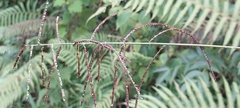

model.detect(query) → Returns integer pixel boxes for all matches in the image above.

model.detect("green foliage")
[0,0,240,107]
[90,0,240,54]
[129,76,240,108]
[0,0,43,26]
[3,17,55,37]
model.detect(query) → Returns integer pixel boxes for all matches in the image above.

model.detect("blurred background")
[0,0,239,108]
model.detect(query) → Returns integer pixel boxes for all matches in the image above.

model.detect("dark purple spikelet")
[41,46,45,86]
[13,45,27,68]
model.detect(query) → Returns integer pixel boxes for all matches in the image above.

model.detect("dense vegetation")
[0,0,239,108]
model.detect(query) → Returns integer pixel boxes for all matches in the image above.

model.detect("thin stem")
[111,59,119,106]
[135,45,166,108]
[121,23,217,80]
[56,16,62,43]
[88,45,100,73]
[80,77,88,106]
[97,46,104,82]
[23,42,240,49]
[76,44,81,77]
[90,12,118,40]
[74,40,140,95]
[37,0,49,45]
[124,72,129,108]
[41,46,45,86]
[13,45,27,68]
[51,45,65,101]
[44,59,55,102]
[26,45,34,100]
[149,28,176,42]
[82,44,97,107]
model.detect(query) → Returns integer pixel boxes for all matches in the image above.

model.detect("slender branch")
[51,44,65,101]
[41,46,45,86]
[82,44,97,107]
[90,12,118,40]
[74,40,141,95]
[26,45,34,100]
[76,44,81,77]
[134,45,166,108]
[22,42,240,49]
[149,28,177,42]
[13,45,27,68]
[37,1,49,45]
[121,23,218,80]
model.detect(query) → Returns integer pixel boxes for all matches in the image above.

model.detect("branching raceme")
[11,2,219,107]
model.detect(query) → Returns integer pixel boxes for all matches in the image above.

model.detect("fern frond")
[3,17,55,37]
[0,53,51,108]
[0,0,42,26]
[129,75,240,108]
[97,0,240,54]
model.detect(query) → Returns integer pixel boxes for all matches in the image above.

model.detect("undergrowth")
[10,1,223,108]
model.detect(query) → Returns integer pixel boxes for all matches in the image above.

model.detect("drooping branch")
[51,44,65,101]
[74,40,140,96]
[121,23,216,81]
[41,46,45,86]
[90,12,118,40]
[76,44,81,77]
[26,45,34,100]
[13,45,27,68]
[37,1,49,45]
[82,44,97,107]
[134,45,166,108]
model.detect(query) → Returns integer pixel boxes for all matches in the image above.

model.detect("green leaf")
[199,78,216,107]
[160,0,173,20]
[233,82,240,108]
[87,6,107,23]
[188,79,207,107]
[124,0,133,9]
[54,0,65,7]
[231,29,240,55]
[223,22,237,45]
[223,77,234,108]
[165,0,183,24]
[210,75,224,107]
[169,66,179,83]
[135,0,147,12]
[153,86,175,107]
[62,11,73,24]
[142,95,167,108]
[185,70,201,79]
[159,53,168,64]
[156,71,169,84]
[68,0,82,13]
[144,0,155,17]
[131,0,139,11]
[151,0,164,20]
[133,39,141,52]
[211,17,227,44]
[58,26,67,38]
[192,9,210,34]
[138,10,150,24]
[173,1,191,26]
[116,9,132,30]
[233,0,240,19]
[60,67,71,81]
[182,4,201,29]
[159,85,184,108]
[138,67,148,82]
[185,80,199,107]
[201,13,218,41]
[174,81,191,107]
